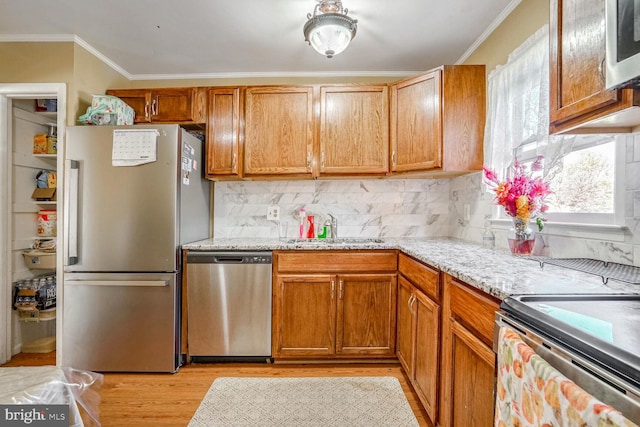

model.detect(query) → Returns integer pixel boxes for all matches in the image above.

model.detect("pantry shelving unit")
[11,100,58,354]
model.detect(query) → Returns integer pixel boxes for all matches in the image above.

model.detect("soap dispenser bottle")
[482,216,495,248]
[306,215,315,239]
[298,208,307,239]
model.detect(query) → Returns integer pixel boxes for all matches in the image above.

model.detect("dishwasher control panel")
[187,251,272,264]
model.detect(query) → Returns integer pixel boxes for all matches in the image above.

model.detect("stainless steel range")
[497,294,640,423]
[495,258,640,424]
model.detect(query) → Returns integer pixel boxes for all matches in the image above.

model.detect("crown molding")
[455,0,522,65]
[0,34,423,81]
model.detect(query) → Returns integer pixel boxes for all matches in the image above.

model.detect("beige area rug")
[188,376,419,427]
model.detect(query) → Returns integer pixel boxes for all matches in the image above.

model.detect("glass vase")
[507,218,535,255]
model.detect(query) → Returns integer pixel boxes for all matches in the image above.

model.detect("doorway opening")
[0,83,66,366]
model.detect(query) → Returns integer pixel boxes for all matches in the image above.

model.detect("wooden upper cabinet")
[319,85,389,175]
[106,87,205,124]
[244,86,314,177]
[390,65,485,175]
[206,88,241,178]
[106,89,153,123]
[550,0,640,133]
[390,71,442,172]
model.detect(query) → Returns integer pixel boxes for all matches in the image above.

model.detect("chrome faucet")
[328,214,338,239]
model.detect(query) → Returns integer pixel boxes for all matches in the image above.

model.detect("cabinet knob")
[339,280,343,299]
[144,101,150,119]
[331,280,335,299]
[232,153,237,172]
[307,151,312,172]
[151,99,157,116]
[321,151,326,170]
[391,151,396,167]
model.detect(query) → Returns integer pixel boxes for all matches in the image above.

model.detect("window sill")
[489,219,628,242]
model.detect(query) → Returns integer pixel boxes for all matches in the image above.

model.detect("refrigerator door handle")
[64,160,79,266]
[65,280,169,287]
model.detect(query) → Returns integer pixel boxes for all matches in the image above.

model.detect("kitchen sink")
[285,238,384,245]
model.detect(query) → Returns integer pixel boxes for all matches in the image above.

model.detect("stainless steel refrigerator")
[61,124,210,372]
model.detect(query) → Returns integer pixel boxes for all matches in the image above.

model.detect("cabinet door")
[106,89,152,123]
[447,322,495,427]
[319,85,389,175]
[336,274,396,356]
[151,88,196,122]
[549,0,635,133]
[413,289,440,422]
[206,88,241,177]
[439,274,499,427]
[396,276,415,374]
[390,71,442,172]
[244,86,314,176]
[272,274,335,358]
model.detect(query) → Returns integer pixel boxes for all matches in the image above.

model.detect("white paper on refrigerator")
[112,129,159,166]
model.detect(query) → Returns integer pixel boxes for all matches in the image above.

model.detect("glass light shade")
[304,13,357,58]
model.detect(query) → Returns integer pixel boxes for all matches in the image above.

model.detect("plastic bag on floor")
[0,366,103,426]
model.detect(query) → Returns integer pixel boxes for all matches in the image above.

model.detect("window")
[484,24,626,228]
[515,135,625,226]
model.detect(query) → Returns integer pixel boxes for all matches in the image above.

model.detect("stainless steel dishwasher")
[186,251,272,362]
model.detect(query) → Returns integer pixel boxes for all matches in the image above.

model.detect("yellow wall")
[0,42,128,124]
[72,44,129,124]
[0,42,75,121]
[464,0,549,74]
[0,42,74,82]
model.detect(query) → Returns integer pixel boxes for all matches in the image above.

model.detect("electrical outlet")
[463,204,471,221]
[267,206,280,221]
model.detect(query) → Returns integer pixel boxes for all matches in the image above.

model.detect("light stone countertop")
[183,237,639,300]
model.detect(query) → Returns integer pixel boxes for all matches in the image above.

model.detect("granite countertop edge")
[183,237,638,300]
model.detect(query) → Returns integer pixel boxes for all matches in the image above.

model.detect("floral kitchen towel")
[495,326,638,427]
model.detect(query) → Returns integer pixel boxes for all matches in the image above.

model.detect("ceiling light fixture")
[303,0,358,59]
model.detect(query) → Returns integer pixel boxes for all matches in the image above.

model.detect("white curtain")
[484,24,575,180]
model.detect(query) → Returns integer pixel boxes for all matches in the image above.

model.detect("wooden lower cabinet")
[275,275,335,357]
[438,273,500,427]
[397,254,441,423]
[272,251,397,359]
[337,274,396,356]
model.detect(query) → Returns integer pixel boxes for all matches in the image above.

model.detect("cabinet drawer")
[398,253,440,302]
[275,250,397,274]
[447,276,499,346]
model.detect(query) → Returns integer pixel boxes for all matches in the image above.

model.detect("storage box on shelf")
[13,273,57,353]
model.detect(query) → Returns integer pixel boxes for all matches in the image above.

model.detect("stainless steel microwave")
[606,0,640,89]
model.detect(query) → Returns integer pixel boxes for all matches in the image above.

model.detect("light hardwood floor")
[3,352,433,427]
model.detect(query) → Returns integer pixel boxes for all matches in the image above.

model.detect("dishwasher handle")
[214,256,244,263]
[187,251,272,264]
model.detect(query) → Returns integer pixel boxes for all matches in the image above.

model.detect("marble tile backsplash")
[213,179,452,239]
[212,135,640,266]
